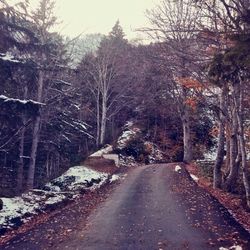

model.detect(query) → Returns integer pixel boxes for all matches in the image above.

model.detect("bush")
[197,161,213,178]
[118,137,149,162]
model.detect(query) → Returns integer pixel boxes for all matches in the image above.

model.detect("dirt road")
[2,164,250,249]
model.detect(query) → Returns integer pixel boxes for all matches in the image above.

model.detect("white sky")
[27,0,159,40]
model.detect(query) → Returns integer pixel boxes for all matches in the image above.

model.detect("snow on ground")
[90,145,113,157]
[117,130,136,149]
[219,245,243,250]
[0,197,39,226]
[117,121,165,165]
[124,121,134,128]
[117,121,141,150]
[0,166,109,234]
[190,174,199,182]
[109,175,121,183]
[44,195,67,205]
[203,149,217,161]
[175,165,182,172]
[144,141,164,163]
[119,155,137,167]
[44,166,108,192]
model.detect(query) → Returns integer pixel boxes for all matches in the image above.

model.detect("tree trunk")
[96,89,100,147]
[182,107,193,163]
[223,130,239,191]
[213,123,225,188]
[17,86,28,193]
[225,128,231,175]
[223,88,240,192]
[26,70,44,190]
[213,87,226,189]
[17,125,25,193]
[27,115,41,189]
[100,91,107,145]
[234,82,250,209]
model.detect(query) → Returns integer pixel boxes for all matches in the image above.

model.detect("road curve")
[60,164,250,250]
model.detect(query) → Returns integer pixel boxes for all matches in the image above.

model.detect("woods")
[0,0,249,210]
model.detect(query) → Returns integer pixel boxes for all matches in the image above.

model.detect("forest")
[0,0,249,212]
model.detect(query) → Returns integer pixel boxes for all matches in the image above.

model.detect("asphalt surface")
[1,164,250,250]
[58,164,250,250]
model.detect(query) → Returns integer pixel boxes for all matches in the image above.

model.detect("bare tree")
[79,22,133,147]
[144,0,203,162]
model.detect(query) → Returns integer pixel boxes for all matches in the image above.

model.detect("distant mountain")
[66,33,104,68]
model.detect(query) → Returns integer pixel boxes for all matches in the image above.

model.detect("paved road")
[2,164,250,250]
[58,164,250,250]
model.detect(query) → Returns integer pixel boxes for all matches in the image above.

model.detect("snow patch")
[203,149,217,161]
[109,175,120,183]
[117,130,136,149]
[90,145,113,157]
[0,166,109,233]
[119,155,136,167]
[0,95,44,106]
[190,174,199,182]
[116,120,140,150]
[219,245,242,250]
[0,53,21,63]
[0,197,39,227]
[72,104,81,110]
[44,166,108,192]
[144,141,164,163]
[124,121,134,128]
[175,165,182,172]
[45,195,65,205]
[116,121,165,165]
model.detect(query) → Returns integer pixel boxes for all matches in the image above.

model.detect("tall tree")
[144,0,204,163]
[198,0,250,207]
[78,22,132,146]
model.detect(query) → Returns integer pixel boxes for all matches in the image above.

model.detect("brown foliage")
[176,77,204,91]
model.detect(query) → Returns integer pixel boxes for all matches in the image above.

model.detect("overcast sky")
[24,0,158,40]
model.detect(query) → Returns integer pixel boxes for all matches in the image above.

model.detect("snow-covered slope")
[0,166,108,234]
[116,121,165,165]
[44,166,108,192]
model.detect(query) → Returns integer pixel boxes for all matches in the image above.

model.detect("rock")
[84,180,93,188]
[91,178,101,184]
[43,198,71,212]
[0,198,3,210]
[0,227,7,236]
[51,176,76,191]
[9,217,23,228]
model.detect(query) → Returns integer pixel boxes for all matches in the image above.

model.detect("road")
[57,164,250,250]
[1,164,250,250]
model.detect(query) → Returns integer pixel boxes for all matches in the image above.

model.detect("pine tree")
[109,20,125,41]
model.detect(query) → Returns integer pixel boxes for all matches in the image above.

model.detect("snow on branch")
[0,53,22,63]
[61,119,93,138]
[0,95,45,106]
[54,79,72,86]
